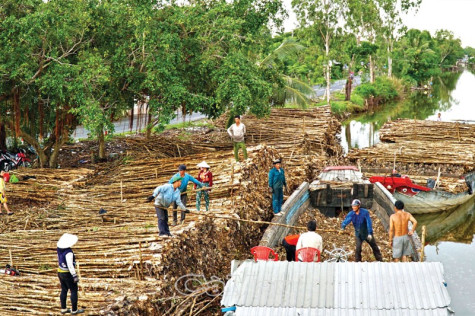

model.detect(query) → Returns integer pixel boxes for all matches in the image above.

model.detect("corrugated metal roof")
[317,169,368,183]
[221,261,450,314]
[231,307,450,316]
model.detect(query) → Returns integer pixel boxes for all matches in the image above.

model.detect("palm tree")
[258,38,315,108]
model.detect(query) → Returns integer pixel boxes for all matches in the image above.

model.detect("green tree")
[434,30,464,67]
[258,38,314,107]
[377,0,421,77]
[393,29,440,86]
[292,0,347,105]
[346,0,381,83]
[0,0,93,167]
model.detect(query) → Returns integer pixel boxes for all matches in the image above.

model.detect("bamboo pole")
[9,249,13,267]
[120,180,123,202]
[187,210,348,233]
[420,225,426,262]
[77,261,85,297]
[139,241,144,281]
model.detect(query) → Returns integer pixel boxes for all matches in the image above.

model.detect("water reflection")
[340,70,474,153]
[415,196,475,244]
[425,237,475,315]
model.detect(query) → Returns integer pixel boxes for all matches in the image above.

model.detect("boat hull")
[394,190,475,214]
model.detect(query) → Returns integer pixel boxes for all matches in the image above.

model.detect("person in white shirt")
[227,115,247,162]
[296,220,323,261]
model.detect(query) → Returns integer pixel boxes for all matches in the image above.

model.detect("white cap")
[197,161,210,169]
[57,233,78,249]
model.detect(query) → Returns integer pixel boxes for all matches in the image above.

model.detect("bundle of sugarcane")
[348,140,475,170]
[0,104,343,314]
[379,119,475,144]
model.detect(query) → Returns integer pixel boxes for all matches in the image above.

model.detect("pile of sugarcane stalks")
[242,107,341,156]
[0,146,305,314]
[348,120,475,171]
[0,106,342,314]
[379,119,475,144]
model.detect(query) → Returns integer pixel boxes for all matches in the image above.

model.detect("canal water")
[341,69,475,314]
[340,70,475,153]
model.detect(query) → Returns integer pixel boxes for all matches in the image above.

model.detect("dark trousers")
[272,187,284,214]
[173,194,187,222]
[155,206,171,236]
[355,235,383,262]
[282,238,296,262]
[58,272,78,311]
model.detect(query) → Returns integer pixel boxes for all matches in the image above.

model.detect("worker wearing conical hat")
[195,161,213,212]
[57,233,84,314]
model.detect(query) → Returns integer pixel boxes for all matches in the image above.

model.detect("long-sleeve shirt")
[296,232,323,252]
[169,172,202,193]
[341,208,374,239]
[195,170,213,188]
[152,183,186,210]
[227,123,246,142]
[65,252,77,276]
[268,167,286,189]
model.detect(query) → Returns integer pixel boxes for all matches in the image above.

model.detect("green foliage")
[355,77,399,102]
[393,29,441,85]
[0,0,286,165]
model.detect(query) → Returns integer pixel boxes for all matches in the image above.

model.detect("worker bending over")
[340,199,383,262]
[148,175,188,237]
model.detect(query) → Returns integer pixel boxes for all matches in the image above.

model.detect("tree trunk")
[345,77,353,101]
[325,33,331,105]
[98,127,106,160]
[37,150,48,168]
[387,42,393,77]
[369,55,375,83]
[13,88,20,137]
[146,112,153,139]
[129,106,134,131]
[49,141,61,168]
[38,98,44,141]
[0,123,6,151]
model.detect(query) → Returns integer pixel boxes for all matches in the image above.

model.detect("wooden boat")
[309,166,372,217]
[369,173,475,214]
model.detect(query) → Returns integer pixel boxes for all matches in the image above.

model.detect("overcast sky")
[283,0,475,48]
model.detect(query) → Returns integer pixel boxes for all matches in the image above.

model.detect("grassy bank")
[285,77,406,116]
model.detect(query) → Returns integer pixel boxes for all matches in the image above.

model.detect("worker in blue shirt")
[268,159,288,215]
[169,164,202,226]
[340,199,383,262]
[147,175,187,237]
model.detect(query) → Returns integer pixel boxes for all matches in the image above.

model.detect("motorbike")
[0,149,32,171]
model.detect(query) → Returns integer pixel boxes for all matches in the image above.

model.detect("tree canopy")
[0,0,468,166]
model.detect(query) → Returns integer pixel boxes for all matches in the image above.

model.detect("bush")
[355,77,400,105]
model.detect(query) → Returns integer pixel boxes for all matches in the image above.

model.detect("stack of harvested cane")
[0,106,340,314]
[348,119,475,172]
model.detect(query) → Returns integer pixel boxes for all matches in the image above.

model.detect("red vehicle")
[369,175,430,196]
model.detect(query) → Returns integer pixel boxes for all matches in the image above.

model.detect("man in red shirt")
[282,234,299,261]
